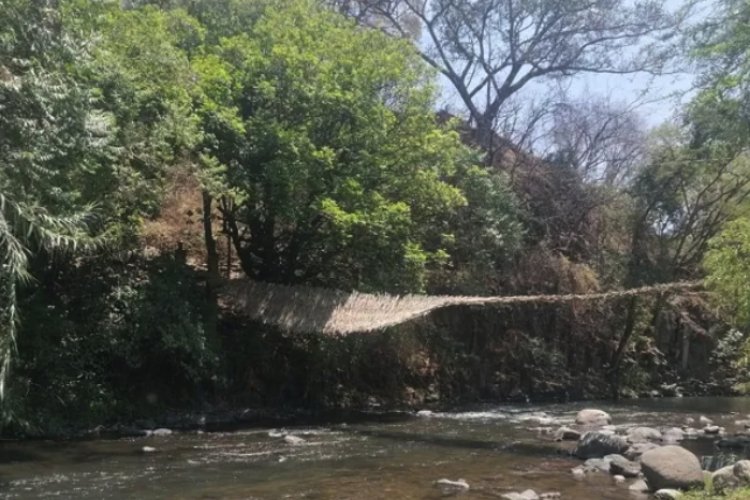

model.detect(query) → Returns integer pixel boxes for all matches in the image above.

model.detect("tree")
[0,0,103,397]
[336,0,692,157]
[196,0,475,293]
[705,217,750,329]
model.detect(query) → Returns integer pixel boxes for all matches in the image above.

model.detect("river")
[2,397,750,499]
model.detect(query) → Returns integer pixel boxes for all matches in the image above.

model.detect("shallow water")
[3,397,750,499]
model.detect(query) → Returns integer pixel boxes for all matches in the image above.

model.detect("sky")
[434,0,717,132]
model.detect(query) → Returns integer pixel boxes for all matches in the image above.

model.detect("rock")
[684,417,695,425]
[608,455,641,478]
[627,427,662,443]
[735,420,750,428]
[640,446,704,491]
[699,416,713,426]
[716,436,750,450]
[733,460,750,482]
[575,409,612,427]
[613,474,626,484]
[416,410,433,418]
[624,442,660,461]
[283,435,306,445]
[574,431,628,459]
[662,427,685,443]
[539,494,560,500]
[435,479,470,492]
[583,458,611,473]
[149,428,172,437]
[654,489,683,499]
[628,479,650,492]
[553,426,580,441]
[571,466,586,478]
[501,490,538,500]
[703,425,721,434]
[141,446,157,453]
[712,465,739,493]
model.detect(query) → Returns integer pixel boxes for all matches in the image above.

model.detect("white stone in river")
[501,490,539,500]
[149,428,172,436]
[141,446,157,453]
[416,410,433,417]
[435,479,469,491]
[283,435,306,445]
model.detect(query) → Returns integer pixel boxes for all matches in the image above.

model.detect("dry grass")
[220,279,704,335]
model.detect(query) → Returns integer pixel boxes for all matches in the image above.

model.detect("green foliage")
[705,217,750,328]
[4,256,218,434]
[196,0,476,292]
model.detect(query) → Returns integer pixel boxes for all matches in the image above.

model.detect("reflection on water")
[2,397,750,499]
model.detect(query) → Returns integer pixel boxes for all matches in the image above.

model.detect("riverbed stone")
[149,428,173,437]
[583,458,611,473]
[703,425,721,434]
[699,416,713,426]
[654,489,683,499]
[608,454,641,478]
[283,435,306,445]
[640,446,704,491]
[435,478,469,492]
[717,436,750,450]
[627,426,662,443]
[141,446,157,453]
[613,474,626,484]
[712,465,739,493]
[574,431,628,459]
[733,460,750,482]
[554,426,580,441]
[662,427,685,443]
[501,490,538,500]
[628,479,650,492]
[575,409,611,427]
[624,442,660,461]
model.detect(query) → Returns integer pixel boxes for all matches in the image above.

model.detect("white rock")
[435,478,470,492]
[575,409,612,427]
[416,410,434,418]
[654,489,683,499]
[283,435,306,445]
[699,416,713,426]
[501,490,539,500]
[149,428,172,436]
[141,446,157,453]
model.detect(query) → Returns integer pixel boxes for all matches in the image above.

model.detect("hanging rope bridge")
[219,279,705,336]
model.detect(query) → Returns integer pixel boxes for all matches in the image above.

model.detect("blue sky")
[434,0,715,131]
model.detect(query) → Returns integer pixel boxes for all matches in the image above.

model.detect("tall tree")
[0,0,103,397]
[335,0,692,157]
[196,0,479,293]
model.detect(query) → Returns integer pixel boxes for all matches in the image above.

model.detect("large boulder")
[575,409,611,427]
[734,460,750,482]
[574,431,628,459]
[712,465,739,493]
[640,446,704,491]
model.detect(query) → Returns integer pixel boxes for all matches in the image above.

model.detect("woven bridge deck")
[219,280,703,335]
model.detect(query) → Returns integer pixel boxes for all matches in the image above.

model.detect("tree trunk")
[202,190,220,349]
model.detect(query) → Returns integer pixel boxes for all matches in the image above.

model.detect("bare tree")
[546,97,647,186]
[334,0,694,159]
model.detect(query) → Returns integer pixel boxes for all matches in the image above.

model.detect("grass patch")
[682,487,750,499]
